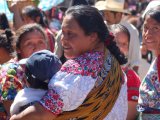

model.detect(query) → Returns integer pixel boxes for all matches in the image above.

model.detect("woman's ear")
[90,32,98,42]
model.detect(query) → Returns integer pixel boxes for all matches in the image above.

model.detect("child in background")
[113,24,141,120]
[10,50,61,115]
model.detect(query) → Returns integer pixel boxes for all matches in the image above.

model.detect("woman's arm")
[10,103,57,120]
[127,101,138,120]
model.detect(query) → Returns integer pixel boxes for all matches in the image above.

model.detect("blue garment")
[38,0,64,11]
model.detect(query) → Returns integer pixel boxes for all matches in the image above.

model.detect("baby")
[10,50,62,115]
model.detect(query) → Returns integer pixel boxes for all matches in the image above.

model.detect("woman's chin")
[64,54,75,59]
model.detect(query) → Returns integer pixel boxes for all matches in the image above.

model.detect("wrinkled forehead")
[144,15,160,26]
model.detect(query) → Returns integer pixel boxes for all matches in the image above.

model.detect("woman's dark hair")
[15,23,48,59]
[65,5,127,65]
[0,29,14,54]
[0,13,10,30]
[144,9,160,23]
[72,0,89,6]
[21,5,49,28]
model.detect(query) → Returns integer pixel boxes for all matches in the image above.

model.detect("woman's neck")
[92,41,105,52]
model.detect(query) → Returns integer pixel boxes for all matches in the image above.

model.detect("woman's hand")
[10,103,57,120]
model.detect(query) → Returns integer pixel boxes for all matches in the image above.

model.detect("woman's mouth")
[63,47,72,51]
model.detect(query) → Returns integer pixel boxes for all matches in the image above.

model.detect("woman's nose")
[146,28,154,35]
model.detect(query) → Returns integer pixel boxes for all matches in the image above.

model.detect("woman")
[10,6,128,120]
[0,23,48,118]
[137,9,160,119]
[113,24,141,120]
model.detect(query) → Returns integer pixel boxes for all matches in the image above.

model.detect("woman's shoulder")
[61,51,104,78]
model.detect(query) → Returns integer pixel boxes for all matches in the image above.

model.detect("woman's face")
[18,30,48,59]
[61,15,94,59]
[143,15,160,53]
[114,29,129,57]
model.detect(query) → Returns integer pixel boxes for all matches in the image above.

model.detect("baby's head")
[19,50,62,90]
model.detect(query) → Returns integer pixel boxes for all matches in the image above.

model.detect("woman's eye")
[153,26,160,31]
[143,25,148,31]
[68,32,74,37]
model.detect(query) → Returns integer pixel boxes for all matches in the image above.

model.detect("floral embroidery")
[138,59,160,111]
[0,58,26,101]
[40,51,105,115]
[61,51,104,78]
[40,89,63,115]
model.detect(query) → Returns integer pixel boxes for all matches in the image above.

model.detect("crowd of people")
[0,0,159,120]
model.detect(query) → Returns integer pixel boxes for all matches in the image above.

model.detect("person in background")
[10,5,128,120]
[0,13,10,30]
[137,9,160,120]
[0,29,15,120]
[113,24,141,120]
[138,0,160,80]
[14,23,48,59]
[0,12,13,120]
[0,23,48,118]
[0,29,14,64]
[7,0,36,30]
[10,50,61,115]
[44,7,62,36]
[95,0,141,74]
[21,5,55,52]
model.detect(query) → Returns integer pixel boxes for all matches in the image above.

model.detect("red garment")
[123,67,141,102]
[157,55,160,82]
[45,28,55,52]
